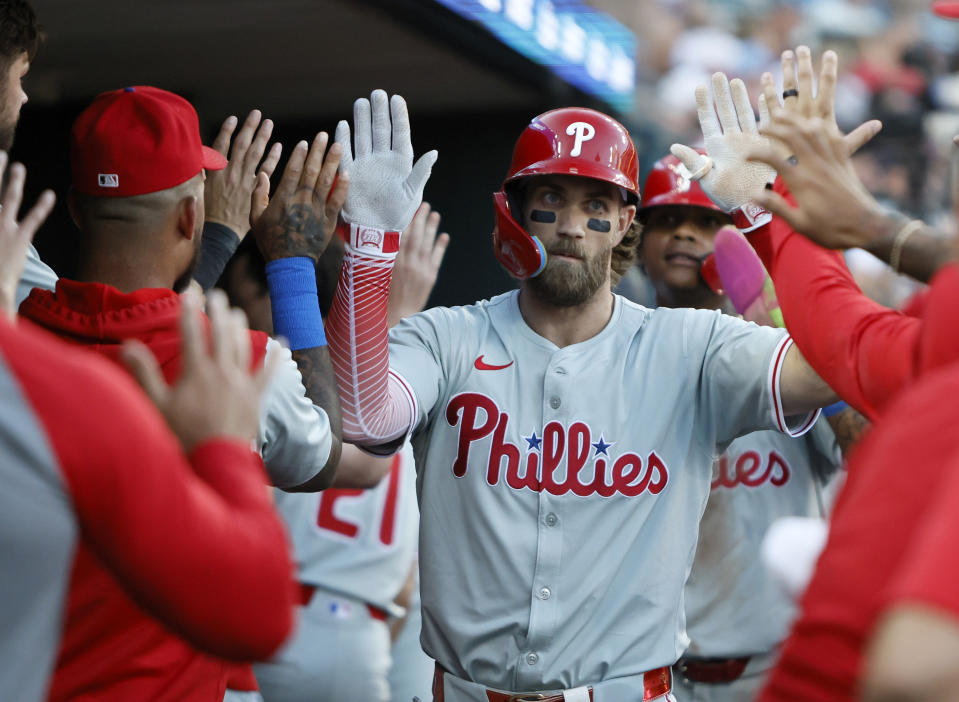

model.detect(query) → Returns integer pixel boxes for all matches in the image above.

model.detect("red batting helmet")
[639,152,719,214]
[492,107,640,279]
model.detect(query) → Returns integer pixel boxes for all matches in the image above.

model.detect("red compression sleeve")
[11,338,296,661]
[326,237,414,446]
[749,181,923,420]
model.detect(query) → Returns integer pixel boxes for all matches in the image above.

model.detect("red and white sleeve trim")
[768,335,820,437]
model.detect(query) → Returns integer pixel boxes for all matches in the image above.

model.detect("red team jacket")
[747,179,959,421]
[744,184,959,699]
[19,281,279,701]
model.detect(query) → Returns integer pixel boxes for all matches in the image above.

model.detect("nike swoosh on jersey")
[474,355,514,371]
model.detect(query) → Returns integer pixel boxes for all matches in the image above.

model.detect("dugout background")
[16,0,637,309]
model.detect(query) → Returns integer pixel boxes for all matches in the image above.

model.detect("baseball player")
[15,85,347,701]
[0,157,296,700]
[318,90,839,701]
[634,154,842,700]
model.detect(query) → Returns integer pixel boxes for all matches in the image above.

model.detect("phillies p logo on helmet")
[566,121,596,157]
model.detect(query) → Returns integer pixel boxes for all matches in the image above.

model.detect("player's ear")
[176,195,198,241]
[615,204,637,246]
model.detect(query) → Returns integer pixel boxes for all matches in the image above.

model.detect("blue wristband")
[822,400,849,417]
[265,257,326,350]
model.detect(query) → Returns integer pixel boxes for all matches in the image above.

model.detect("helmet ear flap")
[492,191,547,280]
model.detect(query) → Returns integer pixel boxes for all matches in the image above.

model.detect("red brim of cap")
[933,1,959,18]
[202,145,228,171]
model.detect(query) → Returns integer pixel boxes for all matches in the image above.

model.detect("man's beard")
[527,242,612,307]
[173,243,201,293]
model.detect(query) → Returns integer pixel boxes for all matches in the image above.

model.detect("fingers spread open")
[430,232,451,271]
[817,50,839,122]
[391,94,414,161]
[844,119,883,157]
[274,140,308,204]
[324,170,349,227]
[781,50,798,106]
[353,97,373,158]
[18,190,56,240]
[207,288,233,368]
[731,78,757,134]
[695,84,721,140]
[178,288,205,374]
[1,162,25,218]
[231,307,252,372]
[407,150,438,195]
[795,45,814,114]
[211,115,238,157]
[259,141,283,179]
[712,73,739,134]
[334,120,354,174]
[670,143,711,180]
[243,117,274,175]
[300,132,329,191]
[758,94,771,132]
[121,340,169,407]
[315,140,342,203]
[754,189,804,231]
[370,89,391,153]
[230,109,262,163]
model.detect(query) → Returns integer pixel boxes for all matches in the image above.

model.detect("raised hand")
[388,202,450,326]
[121,288,279,451]
[776,47,881,158]
[251,132,348,262]
[205,110,283,236]
[670,73,775,225]
[0,152,56,319]
[335,90,437,237]
[746,48,887,249]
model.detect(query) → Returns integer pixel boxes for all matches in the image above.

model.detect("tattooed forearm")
[288,346,343,491]
[827,406,870,459]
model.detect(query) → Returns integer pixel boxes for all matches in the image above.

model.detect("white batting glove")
[335,90,438,258]
[671,73,776,232]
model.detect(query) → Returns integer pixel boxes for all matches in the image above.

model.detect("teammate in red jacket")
[0,154,295,702]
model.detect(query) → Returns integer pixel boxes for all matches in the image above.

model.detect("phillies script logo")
[445,392,668,497]
[712,450,790,490]
[358,227,382,248]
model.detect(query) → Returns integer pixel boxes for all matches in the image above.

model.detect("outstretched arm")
[743,48,959,418]
[252,132,350,489]
[331,202,449,487]
[326,90,437,448]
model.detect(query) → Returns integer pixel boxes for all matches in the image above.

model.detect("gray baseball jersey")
[682,421,841,660]
[273,442,418,612]
[385,290,817,691]
[258,338,335,490]
[15,244,58,308]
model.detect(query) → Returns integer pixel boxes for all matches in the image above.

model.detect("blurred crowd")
[594,0,959,306]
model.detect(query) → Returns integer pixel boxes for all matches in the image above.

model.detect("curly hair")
[610,218,641,286]
[0,0,42,70]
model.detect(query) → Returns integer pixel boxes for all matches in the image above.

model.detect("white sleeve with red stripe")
[767,335,820,438]
[326,223,416,447]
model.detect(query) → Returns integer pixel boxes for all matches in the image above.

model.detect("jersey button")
[526,652,539,665]
[555,367,567,375]
[538,587,551,600]
[549,396,561,409]
[544,513,557,527]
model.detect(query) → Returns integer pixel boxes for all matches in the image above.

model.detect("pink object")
[714,226,784,328]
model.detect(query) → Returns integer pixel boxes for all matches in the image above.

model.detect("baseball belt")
[298,583,389,622]
[433,664,672,702]
[675,656,751,684]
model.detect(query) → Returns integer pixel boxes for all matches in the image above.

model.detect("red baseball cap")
[71,86,227,197]
[933,1,959,18]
